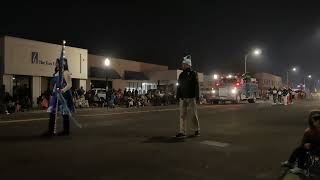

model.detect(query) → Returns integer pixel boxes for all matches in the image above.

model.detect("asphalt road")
[0,100,319,180]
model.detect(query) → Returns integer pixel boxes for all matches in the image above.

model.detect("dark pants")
[273,95,277,103]
[288,145,320,168]
[48,113,70,135]
[289,145,308,168]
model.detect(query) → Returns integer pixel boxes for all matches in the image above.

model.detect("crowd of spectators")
[72,87,178,109]
[1,85,179,114]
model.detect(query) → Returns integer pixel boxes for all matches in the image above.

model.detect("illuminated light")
[212,90,216,94]
[213,74,218,80]
[231,88,237,94]
[104,58,110,66]
[253,49,262,56]
[12,77,15,80]
[236,82,240,86]
[176,82,179,86]
[227,74,233,79]
[216,83,220,86]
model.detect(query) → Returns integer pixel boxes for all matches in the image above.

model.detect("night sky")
[1,1,320,84]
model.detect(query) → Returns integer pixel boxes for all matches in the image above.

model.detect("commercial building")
[0,36,203,107]
[0,36,88,107]
[87,54,168,94]
[88,54,203,94]
[254,72,282,97]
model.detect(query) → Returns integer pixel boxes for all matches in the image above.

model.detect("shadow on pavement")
[142,136,186,143]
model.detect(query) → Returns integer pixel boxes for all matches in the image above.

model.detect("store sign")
[31,52,55,66]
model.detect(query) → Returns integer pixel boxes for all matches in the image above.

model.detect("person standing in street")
[43,58,75,136]
[175,55,200,138]
[272,87,278,104]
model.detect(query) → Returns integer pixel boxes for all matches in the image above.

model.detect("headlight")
[231,88,237,94]
[211,90,216,94]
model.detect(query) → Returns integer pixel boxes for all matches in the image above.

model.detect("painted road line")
[0,108,179,124]
[0,118,48,124]
[200,140,230,148]
[77,108,179,117]
[0,105,239,124]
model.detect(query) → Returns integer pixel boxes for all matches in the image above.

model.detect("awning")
[89,67,121,79]
[124,71,149,80]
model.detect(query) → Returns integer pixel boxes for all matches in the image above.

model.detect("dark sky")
[1,0,320,84]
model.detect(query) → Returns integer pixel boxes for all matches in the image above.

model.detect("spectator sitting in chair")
[127,96,134,108]
[281,111,320,175]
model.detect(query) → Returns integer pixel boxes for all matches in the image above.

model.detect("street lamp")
[213,74,219,80]
[245,48,261,74]
[104,58,110,67]
[253,49,262,56]
[304,74,312,91]
[104,58,111,91]
[286,67,297,88]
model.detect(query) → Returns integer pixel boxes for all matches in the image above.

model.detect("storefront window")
[125,82,157,95]
[12,75,32,104]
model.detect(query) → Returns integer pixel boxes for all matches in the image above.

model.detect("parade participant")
[267,87,273,103]
[272,87,278,104]
[288,88,293,104]
[175,55,200,138]
[277,88,283,104]
[282,87,289,105]
[43,41,76,136]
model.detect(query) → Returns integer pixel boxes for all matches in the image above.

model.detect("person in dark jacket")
[175,55,200,138]
[281,111,320,175]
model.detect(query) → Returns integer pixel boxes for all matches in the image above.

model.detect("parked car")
[92,88,106,100]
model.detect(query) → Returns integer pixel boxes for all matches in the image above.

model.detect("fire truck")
[207,73,260,104]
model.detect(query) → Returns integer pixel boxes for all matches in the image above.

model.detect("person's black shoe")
[194,131,200,137]
[57,131,70,136]
[175,133,186,139]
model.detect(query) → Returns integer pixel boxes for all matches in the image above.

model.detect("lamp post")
[104,58,110,91]
[286,67,297,88]
[244,48,261,74]
[213,74,219,80]
[303,75,312,91]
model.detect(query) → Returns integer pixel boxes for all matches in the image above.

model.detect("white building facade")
[0,36,88,107]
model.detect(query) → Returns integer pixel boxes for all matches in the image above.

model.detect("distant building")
[254,72,282,98]
[88,54,204,94]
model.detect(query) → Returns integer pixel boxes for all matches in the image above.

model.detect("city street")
[0,100,319,180]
